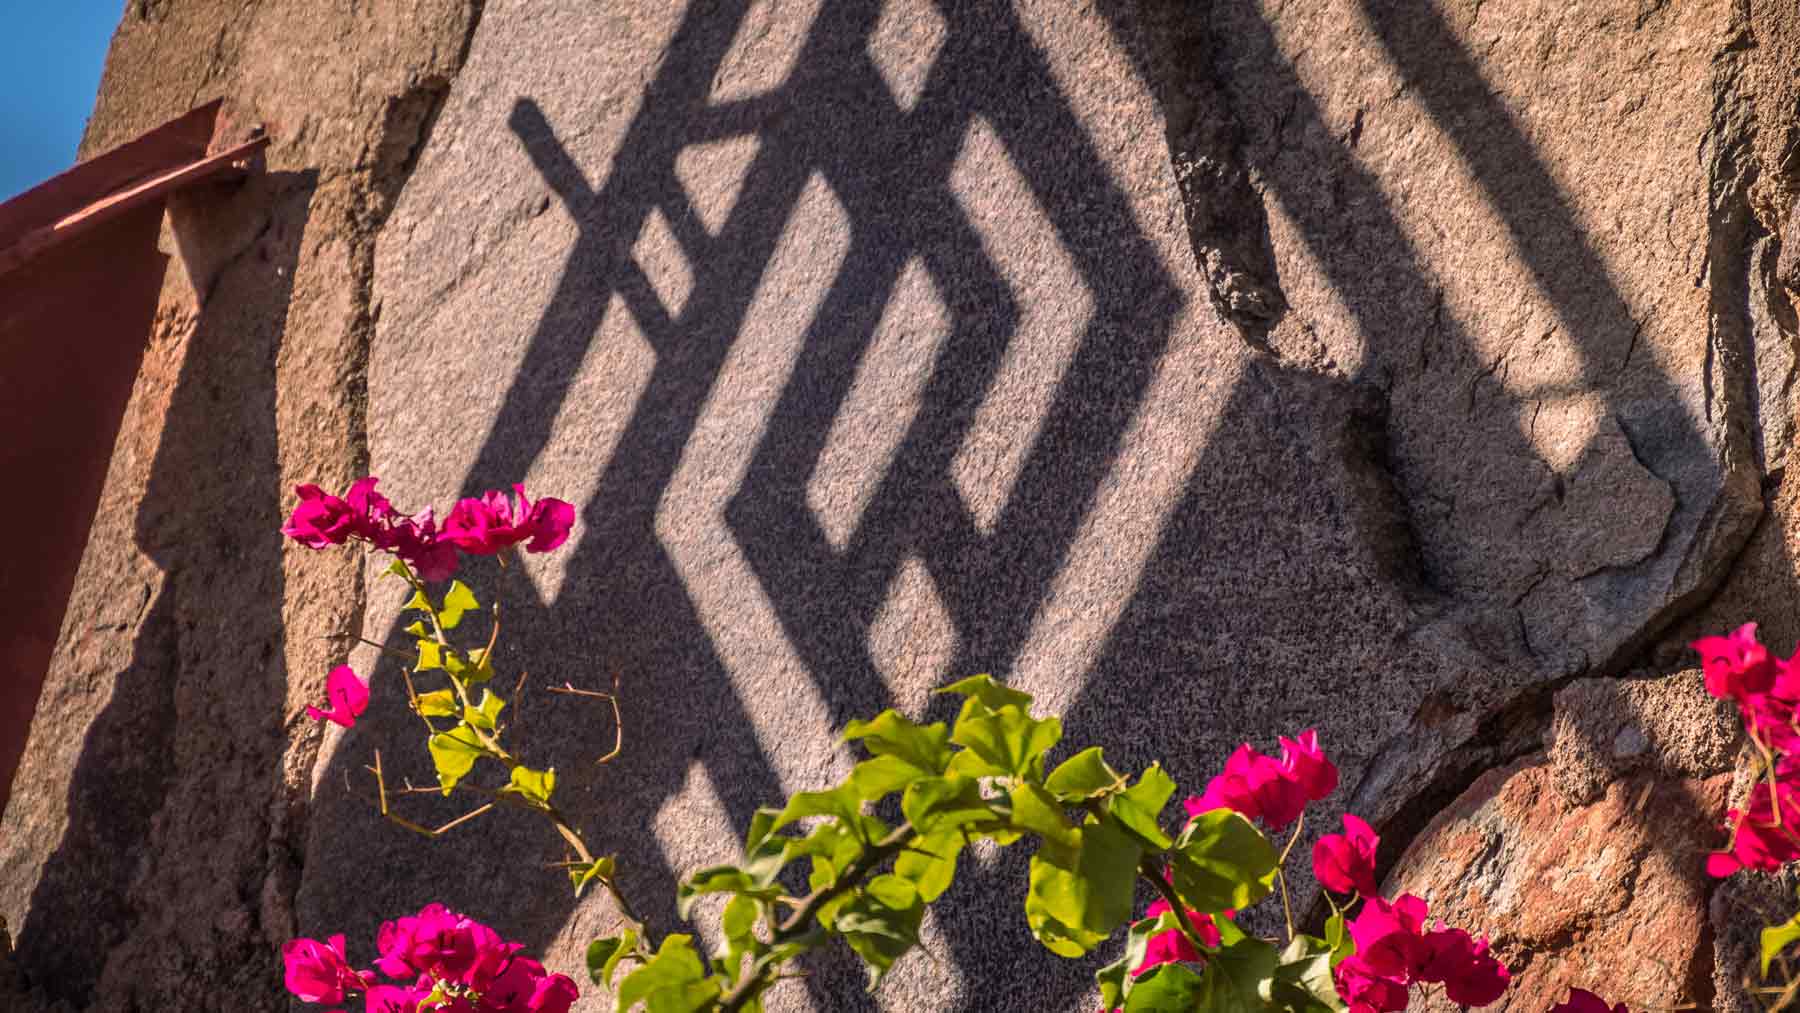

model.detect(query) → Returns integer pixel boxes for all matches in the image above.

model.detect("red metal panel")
[0,102,268,811]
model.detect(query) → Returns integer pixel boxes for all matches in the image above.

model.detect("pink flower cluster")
[283,904,578,1013]
[283,477,574,582]
[1335,895,1509,1012]
[1182,729,1338,830]
[1691,623,1800,875]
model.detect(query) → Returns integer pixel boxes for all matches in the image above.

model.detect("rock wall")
[4,1,1800,1010]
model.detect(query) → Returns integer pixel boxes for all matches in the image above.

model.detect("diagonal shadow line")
[1356,0,1648,388]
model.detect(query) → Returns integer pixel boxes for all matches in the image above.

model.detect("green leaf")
[1168,809,1277,913]
[506,765,555,806]
[1046,747,1126,801]
[1122,963,1205,1013]
[438,580,479,629]
[616,935,721,1012]
[416,640,444,672]
[901,776,1000,835]
[1193,923,1281,1013]
[1764,912,1800,976]
[416,689,458,717]
[785,820,869,896]
[1096,911,1182,1011]
[586,926,637,986]
[465,688,506,731]
[385,558,414,581]
[1109,763,1176,850]
[1273,935,1346,1013]
[740,808,790,888]
[404,589,434,614]
[721,894,760,961]
[1023,815,1141,957]
[843,710,953,774]
[835,874,924,989]
[847,754,928,803]
[772,784,863,833]
[894,828,962,902]
[676,865,782,919]
[569,855,616,897]
[405,619,431,638]
[951,706,1062,780]
[427,726,485,794]
[1008,783,1079,855]
[936,673,1034,713]
[1323,911,1353,967]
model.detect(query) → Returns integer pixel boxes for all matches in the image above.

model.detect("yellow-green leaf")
[507,765,555,806]
[416,689,457,717]
[465,688,505,731]
[439,581,479,630]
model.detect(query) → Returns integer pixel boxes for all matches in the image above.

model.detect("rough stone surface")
[8,0,1800,1011]
[1547,670,1741,806]
[0,1,481,1009]
[1389,756,1731,1013]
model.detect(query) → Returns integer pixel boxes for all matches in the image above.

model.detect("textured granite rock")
[0,1,481,1009]
[7,0,1800,1011]
[1389,671,1759,1012]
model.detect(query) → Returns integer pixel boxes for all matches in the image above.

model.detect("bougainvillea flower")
[442,484,576,556]
[384,509,459,583]
[363,982,429,1013]
[1185,743,1309,829]
[283,484,358,548]
[1692,623,1777,703]
[524,972,582,1013]
[1707,777,1800,876]
[1550,988,1630,1013]
[1279,729,1338,801]
[1419,924,1509,1006]
[1346,894,1431,981]
[1313,812,1380,896]
[1128,898,1227,975]
[1334,957,1409,1013]
[304,666,370,729]
[281,933,373,1004]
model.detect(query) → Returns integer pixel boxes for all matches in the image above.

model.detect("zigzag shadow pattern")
[299,2,1742,1011]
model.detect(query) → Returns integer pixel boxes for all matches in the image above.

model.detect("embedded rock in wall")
[5,0,1800,1011]
[1388,674,1740,1013]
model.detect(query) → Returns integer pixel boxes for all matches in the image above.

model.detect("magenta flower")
[384,508,459,583]
[1279,729,1338,801]
[283,485,358,548]
[292,905,578,1012]
[1313,813,1380,896]
[304,666,370,729]
[442,484,575,556]
[1334,957,1409,1013]
[364,982,430,1013]
[1346,894,1431,981]
[1419,924,1509,1006]
[281,933,373,1004]
[1130,897,1227,975]
[1693,623,1778,704]
[1707,775,1800,876]
[1550,988,1630,1013]
[524,973,581,1013]
[1185,743,1308,829]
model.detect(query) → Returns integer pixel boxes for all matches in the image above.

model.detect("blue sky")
[0,2,123,201]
